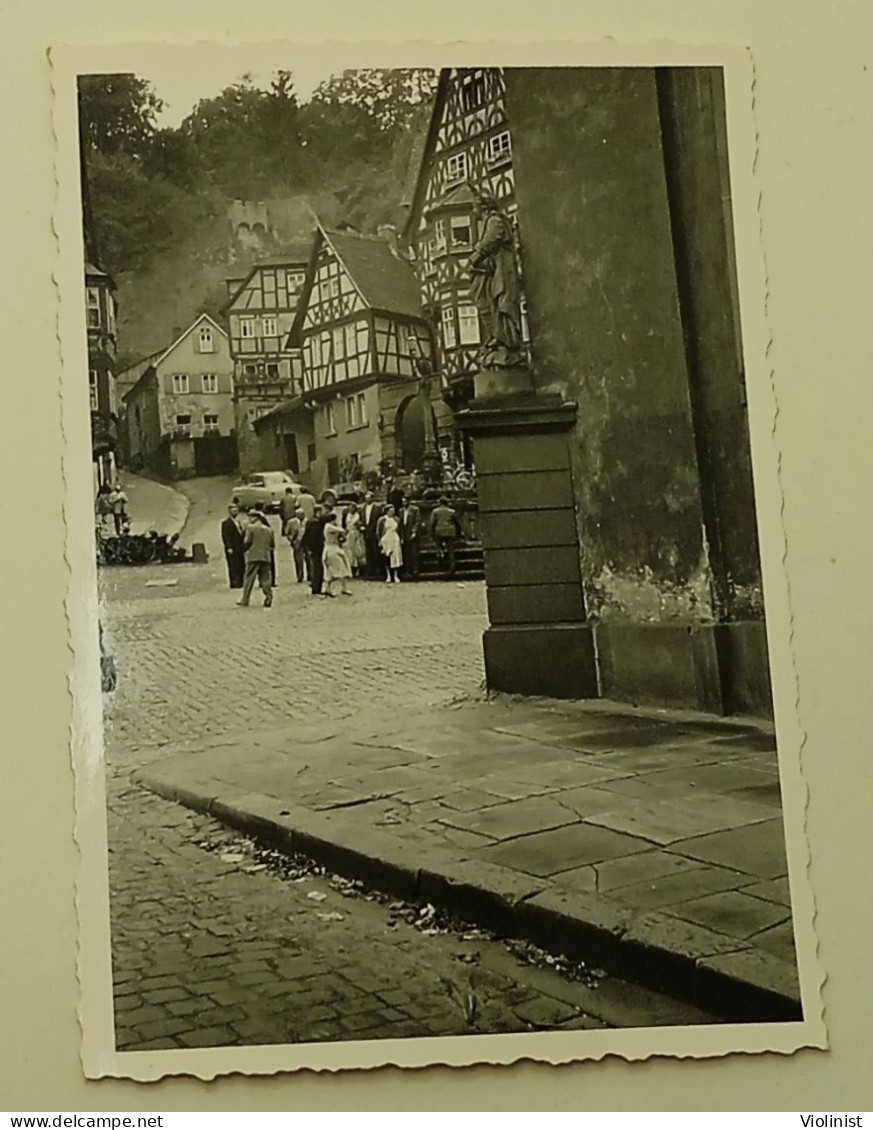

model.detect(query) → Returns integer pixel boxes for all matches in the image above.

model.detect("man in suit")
[283,505,307,583]
[300,504,327,596]
[220,503,246,589]
[361,491,384,579]
[237,510,276,607]
[431,495,462,576]
[399,495,422,580]
[279,487,298,525]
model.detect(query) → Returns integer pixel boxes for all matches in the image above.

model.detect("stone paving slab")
[135,695,802,1022]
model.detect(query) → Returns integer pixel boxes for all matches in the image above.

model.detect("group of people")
[95,480,130,536]
[220,485,464,607]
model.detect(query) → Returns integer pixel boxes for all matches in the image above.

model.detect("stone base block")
[482,623,599,700]
[595,622,724,714]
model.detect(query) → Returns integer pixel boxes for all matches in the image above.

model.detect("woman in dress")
[342,502,366,577]
[322,512,353,598]
[378,504,403,584]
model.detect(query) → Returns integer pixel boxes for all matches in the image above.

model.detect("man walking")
[361,491,383,579]
[297,486,316,523]
[430,496,462,576]
[237,510,276,607]
[279,486,298,527]
[109,482,129,535]
[283,505,307,583]
[300,503,327,596]
[399,495,422,580]
[220,503,246,589]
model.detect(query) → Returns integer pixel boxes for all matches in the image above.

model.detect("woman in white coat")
[378,504,403,584]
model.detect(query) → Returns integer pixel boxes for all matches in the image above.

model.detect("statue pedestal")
[456,388,599,701]
[473,366,536,400]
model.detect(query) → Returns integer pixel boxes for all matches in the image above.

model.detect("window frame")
[441,305,457,349]
[445,152,468,185]
[88,369,99,411]
[325,402,337,436]
[198,324,215,353]
[488,130,512,164]
[457,304,481,346]
[262,315,278,337]
[203,412,220,429]
[171,373,190,395]
[201,373,218,395]
[239,317,256,339]
[450,214,473,248]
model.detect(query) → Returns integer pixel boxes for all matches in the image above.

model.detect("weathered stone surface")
[668,818,789,878]
[669,890,791,940]
[483,822,651,877]
[437,796,580,841]
[584,792,775,846]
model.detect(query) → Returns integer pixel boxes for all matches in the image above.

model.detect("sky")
[138,59,335,128]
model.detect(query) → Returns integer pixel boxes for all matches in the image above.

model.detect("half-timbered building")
[222,248,310,475]
[261,224,450,498]
[85,261,120,486]
[404,67,530,419]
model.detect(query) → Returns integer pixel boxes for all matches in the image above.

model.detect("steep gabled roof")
[152,313,228,369]
[221,244,313,314]
[287,224,425,346]
[401,68,452,244]
[324,229,423,318]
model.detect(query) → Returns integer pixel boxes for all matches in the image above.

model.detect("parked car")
[231,471,301,513]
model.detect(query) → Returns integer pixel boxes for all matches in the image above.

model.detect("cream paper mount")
[51,39,826,1080]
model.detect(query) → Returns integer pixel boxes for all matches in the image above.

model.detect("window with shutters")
[172,373,189,394]
[201,373,218,394]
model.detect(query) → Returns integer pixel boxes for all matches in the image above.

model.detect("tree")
[77,73,163,160]
[307,68,438,132]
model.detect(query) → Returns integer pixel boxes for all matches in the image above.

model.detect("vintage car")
[231,471,301,512]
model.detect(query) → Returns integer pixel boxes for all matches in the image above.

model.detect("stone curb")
[134,768,803,1026]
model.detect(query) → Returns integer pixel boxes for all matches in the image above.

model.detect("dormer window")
[450,215,472,248]
[460,71,486,113]
[198,324,215,353]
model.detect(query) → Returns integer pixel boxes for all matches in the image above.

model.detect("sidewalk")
[120,471,190,538]
[134,694,801,1023]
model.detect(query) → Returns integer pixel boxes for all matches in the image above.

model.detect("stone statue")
[468,186,526,369]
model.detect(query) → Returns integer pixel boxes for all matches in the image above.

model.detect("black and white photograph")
[57,46,822,1076]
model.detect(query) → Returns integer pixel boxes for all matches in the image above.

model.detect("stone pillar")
[457,386,599,700]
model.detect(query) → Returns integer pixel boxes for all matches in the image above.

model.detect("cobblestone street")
[104,478,719,1050]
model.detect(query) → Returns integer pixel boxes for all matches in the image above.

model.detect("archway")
[395,395,427,473]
